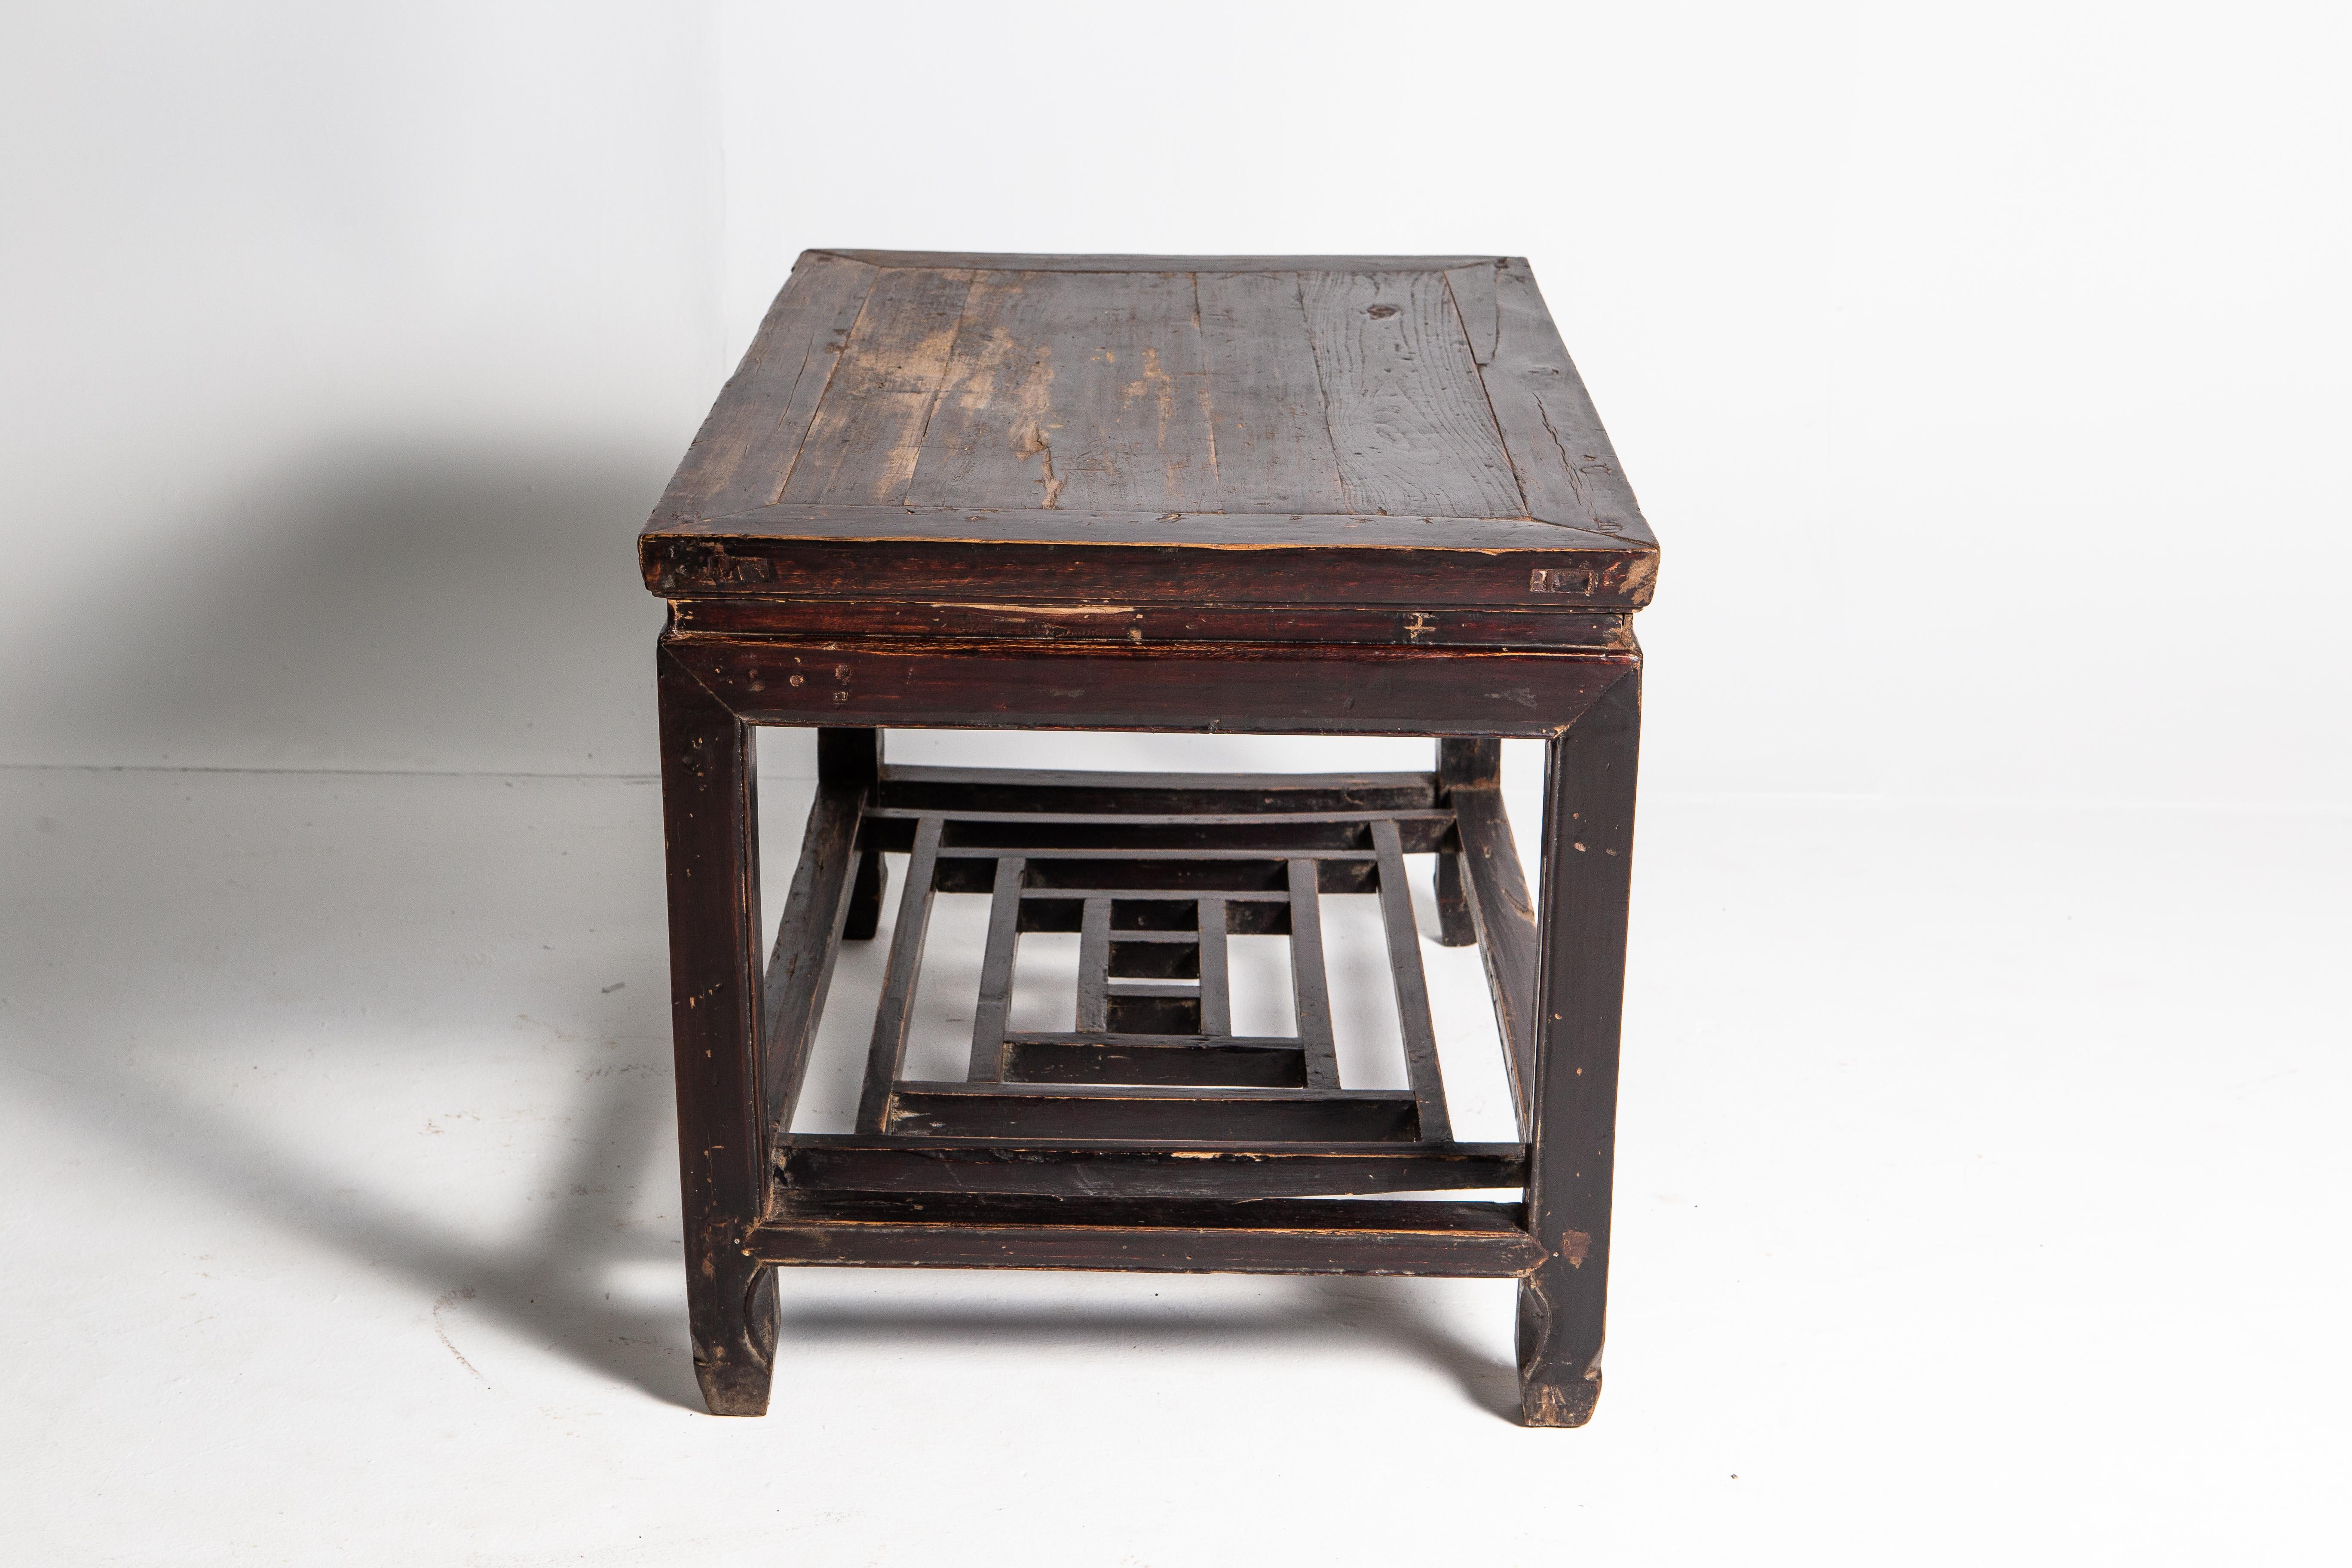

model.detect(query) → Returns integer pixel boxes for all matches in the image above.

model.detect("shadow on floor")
[0,437,711,1399]
[0,438,1525,1424]
[777,1278,1524,1421]
[13,1028,698,1405]
[16,438,670,770]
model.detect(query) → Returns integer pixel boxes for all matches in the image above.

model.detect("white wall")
[6,2,2346,804]
[0,2,721,772]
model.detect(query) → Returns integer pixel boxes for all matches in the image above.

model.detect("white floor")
[2,763,2344,1565]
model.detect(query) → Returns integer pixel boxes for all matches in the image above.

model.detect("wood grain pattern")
[780,266,973,505]
[1192,270,1349,511]
[810,250,1510,272]
[1076,897,1112,1032]
[646,253,1657,638]
[750,1192,1544,1276]
[895,270,1064,510]
[777,1136,1528,1199]
[1196,895,1232,1036]
[651,252,878,527]
[1481,259,1655,546]
[660,634,1633,738]
[905,269,1219,513]
[646,507,1649,614]
[1299,270,1525,518]
[1443,263,1501,368]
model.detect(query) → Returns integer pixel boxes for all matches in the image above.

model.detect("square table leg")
[1433,739,1501,946]
[657,646,778,1415]
[820,728,890,940]
[1519,669,1641,1427]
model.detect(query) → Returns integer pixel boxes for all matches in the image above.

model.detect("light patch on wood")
[939,312,1064,511]
[1123,345,1178,488]
[781,267,976,505]
[931,600,1139,615]
[903,274,1081,510]
[1010,416,1065,508]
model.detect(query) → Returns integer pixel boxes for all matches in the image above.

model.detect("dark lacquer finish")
[643,252,1654,1427]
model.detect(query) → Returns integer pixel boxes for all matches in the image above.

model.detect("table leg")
[1434,740,1501,946]
[820,728,889,940]
[1518,671,1640,1427]
[658,646,777,1415]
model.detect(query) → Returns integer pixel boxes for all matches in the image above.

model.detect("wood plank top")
[642,251,1657,615]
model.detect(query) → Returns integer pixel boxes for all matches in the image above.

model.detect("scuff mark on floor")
[434,1286,485,1379]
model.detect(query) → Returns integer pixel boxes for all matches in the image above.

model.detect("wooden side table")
[638,251,1658,1427]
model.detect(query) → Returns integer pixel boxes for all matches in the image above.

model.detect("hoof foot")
[695,1363,772,1417]
[691,1264,778,1416]
[1521,1377,1601,1428]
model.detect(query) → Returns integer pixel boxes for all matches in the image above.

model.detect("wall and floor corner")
[0,2,723,776]
[2,1,2343,803]
[2,4,2346,1565]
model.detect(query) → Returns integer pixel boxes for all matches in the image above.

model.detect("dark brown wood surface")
[1452,781,1543,1134]
[641,251,1654,637]
[643,251,1657,1429]
[654,702,1650,1424]
[1432,738,1499,946]
[655,645,775,1416]
[646,511,1654,619]
[757,776,861,1141]
[876,765,1436,815]
[751,1192,1544,1277]
[1371,818,1450,1140]
[668,595,1634,654]
[778,1137,1528,1199]
[885,1082,1422,1142]
[1518,670,1642,1427]
[854,815,943,1132]
[660,634,1632,738]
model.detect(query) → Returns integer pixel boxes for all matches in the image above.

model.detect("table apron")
[661,634,1636,738]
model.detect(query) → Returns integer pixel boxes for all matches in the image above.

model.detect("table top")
[641,251,1657,615]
